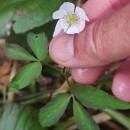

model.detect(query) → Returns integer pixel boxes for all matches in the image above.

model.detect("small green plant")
[39,85,130,130]
[4,32,48,91]
[0,0,130,130]
[4,31,130,129]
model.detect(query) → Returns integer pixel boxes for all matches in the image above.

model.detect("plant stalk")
[104,109,130,130]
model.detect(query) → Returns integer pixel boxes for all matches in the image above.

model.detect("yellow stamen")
[69,15,76,22]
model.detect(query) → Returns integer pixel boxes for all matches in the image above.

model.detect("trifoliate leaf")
[73,100,100,130]
[27,32,48,61]
[39,93,71,127]
[71,85,130,110]
[9,62,42,91]
[4,44,37,61]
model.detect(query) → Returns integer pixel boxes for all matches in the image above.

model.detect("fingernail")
[50,35,74,62]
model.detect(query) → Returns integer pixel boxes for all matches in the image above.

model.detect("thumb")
[49,1,130,68]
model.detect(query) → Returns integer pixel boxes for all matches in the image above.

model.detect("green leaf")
[71,85,130,110]
[0,104,46,130]
[54,119,74,130]
[0,0,72,36]
[73,100,100,130]
[4,44,37,61]
[9,62,42,91]
[27,32,48,61]
[39,93,71,127]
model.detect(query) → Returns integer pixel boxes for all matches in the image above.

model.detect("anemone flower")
[52,2,89,37]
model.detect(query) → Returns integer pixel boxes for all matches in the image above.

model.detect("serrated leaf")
[73,100,100,130]
[4,44,37,61]
[0,0,72,36]
[39,93,71,127]
[0,104,46,130]
[9,62,42,91]
[27,32,48,61]
[71,85,130,110]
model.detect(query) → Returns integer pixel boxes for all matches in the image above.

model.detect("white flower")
[52,2,89,37]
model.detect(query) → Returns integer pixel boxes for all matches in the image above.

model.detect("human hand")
[49,0,130,102]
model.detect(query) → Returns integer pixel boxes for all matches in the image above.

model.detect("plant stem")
[3,88,6,103]
[43,62,62,73]
[64,68,71,88]
[21,92,50,105]
[30,80,36,93]
[15,92,45,102]
[52,76,74,97]
[49,67,68,98]
[54,117,75,130]
[104,109,130,130]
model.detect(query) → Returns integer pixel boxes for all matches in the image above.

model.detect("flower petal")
[66,25,79,34]
[53,20,62,37]
[57,18,69,32]
[53,10,67,19]
[60,2,75,12]
[77,19,86,32]
[75,7,89,21]
[66,19,86,34]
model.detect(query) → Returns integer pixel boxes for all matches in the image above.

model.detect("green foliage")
[27,32,48,61]
[5,32,49,91]
[0,0,71,36]
[39,93,71,127]
[1,0,130,130]
[73,99,100,130]
[9,62,42,91]
[71,85,130,110]
[4,44,37,61]
[43,66,61,78]
[54,119,75,130]
[0,104,46,130]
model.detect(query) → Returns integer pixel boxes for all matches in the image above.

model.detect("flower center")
[68,15,76,23]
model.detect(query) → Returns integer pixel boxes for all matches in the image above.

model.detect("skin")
[49,0,130,102]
